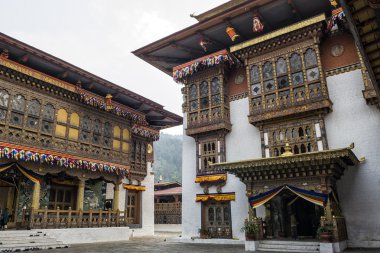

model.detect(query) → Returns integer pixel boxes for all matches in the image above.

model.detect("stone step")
[0,242,69,252]
[260,240,319,246]
[258,248,319,253]
[259,243,320,251]
[0,238,60,244]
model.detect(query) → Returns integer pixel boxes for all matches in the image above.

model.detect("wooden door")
[126,190,140,224]
[202,201,232,238]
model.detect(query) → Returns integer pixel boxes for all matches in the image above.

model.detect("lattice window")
[10,94,25,126]
[41,104,54,134]
[68,113,80,141]
[92,119,101,145]
[266,121,320,157]
[130,139,147,172]
[26,99,40,130]
[0,89,9,123]
[200,140,218,171]
[103,122,111,148]
[186,75,227,128]
[249,46,326,114]
[79,116,91,142]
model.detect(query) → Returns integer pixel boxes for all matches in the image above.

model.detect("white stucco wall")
[325,69,380,248]
[182,98,262,240]
[181,113,203,239]
[131,162,155,237]
[225,97,262,240]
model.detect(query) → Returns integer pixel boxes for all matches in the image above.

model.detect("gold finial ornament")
[281,141,294,157]
[105,94,113,111]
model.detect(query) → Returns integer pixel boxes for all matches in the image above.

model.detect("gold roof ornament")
[281,141,294,157]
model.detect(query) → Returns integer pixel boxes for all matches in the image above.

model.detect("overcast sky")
[0,0,228,135]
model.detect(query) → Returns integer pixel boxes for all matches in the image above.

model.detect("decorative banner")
[327,7,345,32]
[196,192,235,202]
[226,26,239,41]
[248,184,327,208]
[123,184,146,191]
[195,173,227,183]
[0,143,129,177]
[131,124,160,141]
[0,163,41,184]
[252,15,264,33]
[173,49,236,83]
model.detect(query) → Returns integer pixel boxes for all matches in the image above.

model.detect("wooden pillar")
[31,183,41,209]
[76,180,85,210]
[113,182,120,211]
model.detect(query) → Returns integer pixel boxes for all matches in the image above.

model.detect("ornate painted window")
[10,94,25,126]
[113,126,121,150]
[103,122,111,148]
[122,129,130,153]
[79,116,91,142]
[68,113,80,141]
[93,119,101,145]
[263,118,325,157]
[200,140,218,171]
[26,99,40,129]
[41,104,54,134]
[0,89,9,122]
[187,75,228,129]
[55,109,68,138]
[248,46,326,114]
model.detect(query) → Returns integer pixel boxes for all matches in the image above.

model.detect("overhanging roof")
[0,33,182,129]
[133,0,332,76]
[210,146,360,178]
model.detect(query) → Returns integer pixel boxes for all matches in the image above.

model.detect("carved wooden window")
[248,46,326,114]
[113,126,121,150]
[93,119,101,145]
[200,140,218,171]
[0,89,9,123]
[122,129,130,153]
[26,99,40,130]
[68,113,80,141]
[266,121,320,157]
[130,139,147,172]
[10,94,25,126]
[79,116,91,142]
[55,109,68,138]
[103,122,111,148]
[41,104,54,134]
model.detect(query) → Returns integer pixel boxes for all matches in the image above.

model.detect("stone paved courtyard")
[39,237,380,253]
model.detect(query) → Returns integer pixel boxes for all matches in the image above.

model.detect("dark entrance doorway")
[264,190,323,239]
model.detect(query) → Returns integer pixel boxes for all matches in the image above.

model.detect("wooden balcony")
[21,207,129,229]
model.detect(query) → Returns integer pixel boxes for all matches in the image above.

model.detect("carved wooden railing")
[21,207,128,229]
[154,202,181,224]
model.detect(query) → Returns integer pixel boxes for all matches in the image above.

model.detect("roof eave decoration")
[123,184,146,191]
[195,192,236,202]
[210,146,360,172]
[131,124,160,141]
[195,172,227,183]
[0,142,129,177]
[172,49,238,83]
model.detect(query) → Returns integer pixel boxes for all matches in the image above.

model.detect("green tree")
[153,133,182,183]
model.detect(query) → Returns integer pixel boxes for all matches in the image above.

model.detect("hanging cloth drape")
[248,184,327,208]
[0,162,41,184]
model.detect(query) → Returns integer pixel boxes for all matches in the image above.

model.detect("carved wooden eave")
[230,14,326,61]
[186,121,231,137]
[210,146,359,184]
[248,98,333,126]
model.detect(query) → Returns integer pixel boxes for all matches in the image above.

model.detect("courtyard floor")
[39,237,379,253]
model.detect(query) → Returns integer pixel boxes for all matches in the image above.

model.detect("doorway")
[0,178,17,224]
[264,190,323,239]
[202,200,232,238]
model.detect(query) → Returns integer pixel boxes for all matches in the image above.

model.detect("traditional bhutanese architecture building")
[0,32,182,240]
[154,182,182,224]
[134,0,380,251]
